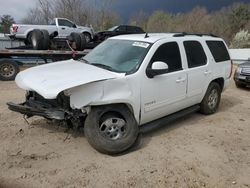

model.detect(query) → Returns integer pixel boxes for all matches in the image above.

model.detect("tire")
[70,32,81,51]
[79,33,86,51]
[24,32,32,46]
[0,59,20,81]
[41,30,50,50]
[84,104,139,155]
[235,82,246,88]
[200,82,221,115]
[31,29,44,50]
[83,32,91,43]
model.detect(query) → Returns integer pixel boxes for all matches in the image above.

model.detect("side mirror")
[146,61,169,78]
[73,24,77,28]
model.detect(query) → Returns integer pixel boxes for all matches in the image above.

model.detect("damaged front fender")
[68,77,141,123]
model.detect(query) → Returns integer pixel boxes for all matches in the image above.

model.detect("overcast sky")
[0,0,36,22]
[0,0,249,23]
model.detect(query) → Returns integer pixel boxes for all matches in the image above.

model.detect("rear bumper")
[7,102,65,120]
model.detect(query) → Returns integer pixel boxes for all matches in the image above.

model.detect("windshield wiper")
[79,58,89,64]
[91,63,114,71]
[79,59,114,71]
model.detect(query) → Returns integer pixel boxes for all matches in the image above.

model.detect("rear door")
[183,40,212,103]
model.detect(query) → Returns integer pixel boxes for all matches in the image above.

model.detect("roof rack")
[173,32,218,37]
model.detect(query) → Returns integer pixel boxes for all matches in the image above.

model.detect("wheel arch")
[89,102,139,123]
[211,77,224,91]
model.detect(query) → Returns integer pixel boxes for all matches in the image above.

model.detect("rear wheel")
[24,32,32,45]
[0,60,19,81]
[84,105,139,155]
[41,30,50,50]
[200,82,221,115]
[31,29,44,50]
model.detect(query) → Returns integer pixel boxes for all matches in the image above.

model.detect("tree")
[147,11,173,32]
[129,11,148,30]
[230,30,250,48]
[90,0,119,30]
[0,15,15,33]
[21,0,54,24]
[175,7,211,33]
[228,3,250,34]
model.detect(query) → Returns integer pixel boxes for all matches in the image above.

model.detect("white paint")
[229,48,250,64]
[15,59,124,99]
[15,33,232,125]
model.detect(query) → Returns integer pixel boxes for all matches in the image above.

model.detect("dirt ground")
[0,79,249,188]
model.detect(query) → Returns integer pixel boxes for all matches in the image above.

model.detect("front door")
[57,19,76,38]
[140,42,187,124]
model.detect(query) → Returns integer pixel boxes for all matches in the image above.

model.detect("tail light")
[12,24,18,33]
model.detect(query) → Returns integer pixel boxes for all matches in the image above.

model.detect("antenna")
[144,32,149,38]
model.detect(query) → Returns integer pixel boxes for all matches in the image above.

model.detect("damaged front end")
[7,91,86,127]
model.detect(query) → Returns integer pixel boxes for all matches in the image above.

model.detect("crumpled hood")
[15,59,124,99]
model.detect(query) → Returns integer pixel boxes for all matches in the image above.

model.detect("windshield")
[108,26,118,31]
[81,39,151,73]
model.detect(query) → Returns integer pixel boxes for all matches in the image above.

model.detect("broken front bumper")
[7,102,65,120]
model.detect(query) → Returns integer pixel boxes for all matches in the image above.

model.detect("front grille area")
[26,91,70,110]
[241,68,250,76]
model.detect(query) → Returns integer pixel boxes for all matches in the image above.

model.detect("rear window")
[184,41,207,68]
[206,41,230,62]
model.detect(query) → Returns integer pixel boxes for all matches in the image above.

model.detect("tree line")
[1,1,250,47]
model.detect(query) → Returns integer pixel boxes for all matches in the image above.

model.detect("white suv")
[8,33,232,154]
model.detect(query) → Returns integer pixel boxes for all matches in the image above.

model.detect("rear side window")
[206,41,230,62]
[150,42,182,72]
[184,41,207,68]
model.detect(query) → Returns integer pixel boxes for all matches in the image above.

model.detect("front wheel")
[200,82,221,115]
[84,105,139,155]
[83,32,91,43]
[235,82,246,88]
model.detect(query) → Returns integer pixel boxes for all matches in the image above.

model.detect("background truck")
[8,18,94,50]
[0,49,89,81]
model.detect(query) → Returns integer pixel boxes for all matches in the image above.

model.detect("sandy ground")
[0,79,250,188]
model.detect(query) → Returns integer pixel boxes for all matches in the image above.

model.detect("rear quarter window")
[206,41,230,62]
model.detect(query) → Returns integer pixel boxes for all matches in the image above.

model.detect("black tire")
[79,33,86,51]
[41,29,50,50]
[235,82,246,88]
[200,82,221,115]
[83,32,91,43]
[84,104,139,155]
[24,32,32,46]
[31,29,44,50]
[0,59,20,81]
[70,32,82,51]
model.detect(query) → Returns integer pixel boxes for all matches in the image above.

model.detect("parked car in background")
[95,25,145,41]
[8,18,94,50]
[234,59,250,88]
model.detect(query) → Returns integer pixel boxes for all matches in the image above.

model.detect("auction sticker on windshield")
[132,42,150,48]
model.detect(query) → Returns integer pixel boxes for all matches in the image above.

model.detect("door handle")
[61,27,65,30]
[176,78,186,83]
[204,70,212,75]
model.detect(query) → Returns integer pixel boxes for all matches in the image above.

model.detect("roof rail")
[173,32,218,37]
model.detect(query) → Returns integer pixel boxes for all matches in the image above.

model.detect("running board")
[140,105,200,133]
